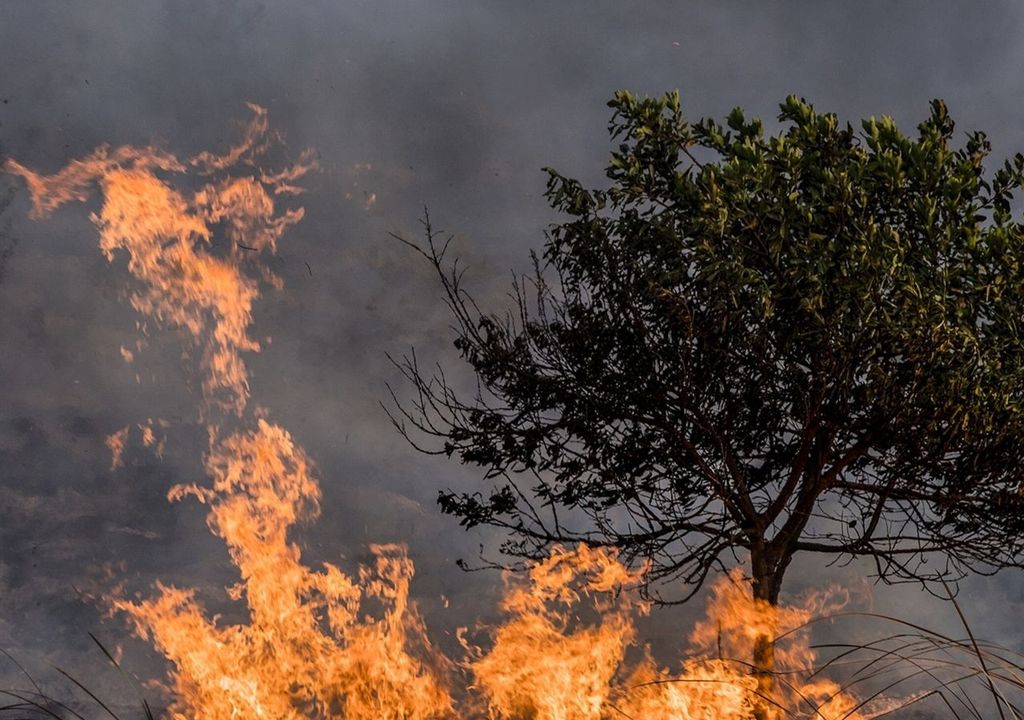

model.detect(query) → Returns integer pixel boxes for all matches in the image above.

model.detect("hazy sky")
[4,1,1024,711]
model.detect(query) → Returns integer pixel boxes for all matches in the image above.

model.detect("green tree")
[390,92,1024,689]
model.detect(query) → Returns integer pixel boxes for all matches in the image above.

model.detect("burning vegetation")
[6,102,1024,720]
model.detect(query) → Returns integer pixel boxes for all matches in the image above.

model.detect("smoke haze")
[3,0,1024,707]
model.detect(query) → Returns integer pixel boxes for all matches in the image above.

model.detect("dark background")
[2,0,1024,708]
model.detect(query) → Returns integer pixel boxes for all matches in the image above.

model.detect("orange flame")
[469,551,866,720]
[114,420,452,720]
[106,425,130,470]
[618,570,863,720]
[7,108,883,720]
[7,105,455,720]
[4,106,314,416]
[465,546,646,720]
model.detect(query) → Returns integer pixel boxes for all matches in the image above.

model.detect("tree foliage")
[391,92,1024,605]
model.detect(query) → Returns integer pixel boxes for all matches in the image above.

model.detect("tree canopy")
[391,91,1024,608]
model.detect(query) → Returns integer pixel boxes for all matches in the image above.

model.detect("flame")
[114,420,452,720]
[7,107,882,720]
[7,105,454,720]
[3,106,315,416]
[106,425,130,470]
[464,546,645,720]
[140,418,167,458]
[617,570,863,720]
[468,552,865,720]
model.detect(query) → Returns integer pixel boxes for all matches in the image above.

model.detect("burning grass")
[5,567,1024,719]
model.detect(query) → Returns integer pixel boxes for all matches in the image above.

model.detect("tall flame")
[5,106,452,719]
[7,108,882,720]
[114,420,451,720]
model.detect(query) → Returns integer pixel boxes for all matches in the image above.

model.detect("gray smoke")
[2,0,1024,710]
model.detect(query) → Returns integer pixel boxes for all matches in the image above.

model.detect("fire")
[4,106,314,416]
[617,570,862,720]
[115,420,452,720]
[467,551,864,720]
[6,108,880,720]
[106,425,130,470]
[465,546,646,720]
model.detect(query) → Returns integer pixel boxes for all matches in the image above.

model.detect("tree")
[389,91,1024,684]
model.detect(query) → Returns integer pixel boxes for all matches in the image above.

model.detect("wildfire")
[7,108,879,720]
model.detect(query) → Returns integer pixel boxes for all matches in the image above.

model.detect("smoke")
[4,0,1024,702]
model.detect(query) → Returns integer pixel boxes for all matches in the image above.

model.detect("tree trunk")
[749,546,789,720]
